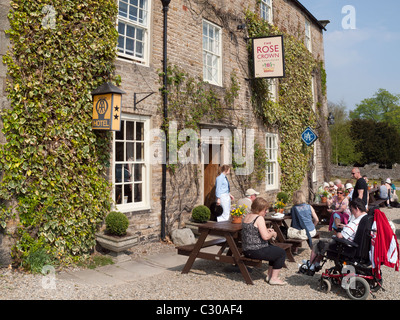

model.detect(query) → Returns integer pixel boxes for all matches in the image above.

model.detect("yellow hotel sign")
[91,82,125,131]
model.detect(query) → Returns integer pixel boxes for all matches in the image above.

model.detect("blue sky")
[299,0,400,110]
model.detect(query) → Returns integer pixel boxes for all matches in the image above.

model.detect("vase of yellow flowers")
[230,204,247,224]
[273,200,286,213]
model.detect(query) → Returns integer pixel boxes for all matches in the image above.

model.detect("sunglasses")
[338,192,344,194]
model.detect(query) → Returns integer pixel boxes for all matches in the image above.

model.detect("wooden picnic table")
[311,202,330,224]
[176,221,262,285]
[264,213,296,262]
[368,187,386,207]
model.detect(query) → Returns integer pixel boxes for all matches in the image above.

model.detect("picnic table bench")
[368,187,387,207]
[176,220,294,285]
[265,213,320,255]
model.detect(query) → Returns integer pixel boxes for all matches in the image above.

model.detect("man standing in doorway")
[351,167,369,207]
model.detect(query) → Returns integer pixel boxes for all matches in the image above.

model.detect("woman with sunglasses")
[327,187,350,234]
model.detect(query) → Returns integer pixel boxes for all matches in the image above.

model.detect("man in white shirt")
[336,198,367,242]
[304,198,368,271]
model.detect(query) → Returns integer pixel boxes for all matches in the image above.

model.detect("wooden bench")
[176,238,227,256]
[369,199,387,207]
[285,231,320,253]
[273,242,294,266]
[177,237,263,269]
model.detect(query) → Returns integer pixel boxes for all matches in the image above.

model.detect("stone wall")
[331,164,400,182]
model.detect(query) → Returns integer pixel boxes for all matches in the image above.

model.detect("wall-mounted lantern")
[91,82,125,131]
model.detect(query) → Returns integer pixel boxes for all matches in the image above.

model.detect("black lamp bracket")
[134,92,155,110]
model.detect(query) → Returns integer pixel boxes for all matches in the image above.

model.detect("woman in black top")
[242,197,287,285]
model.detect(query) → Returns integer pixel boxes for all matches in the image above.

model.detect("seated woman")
[290,190,319,241]
[242,197,287,285]
[327,187,350,235]
[379,179,391,207]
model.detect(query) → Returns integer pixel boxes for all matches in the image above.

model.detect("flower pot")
[231,216,243,224]
[274,208,284,213]
[96,231,138,262]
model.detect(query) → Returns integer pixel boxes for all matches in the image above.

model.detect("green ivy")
[0,0,119,265]
[245,10,317,196]
[162,65,239,130]
[160,65,240,171]
[319,61,327,98]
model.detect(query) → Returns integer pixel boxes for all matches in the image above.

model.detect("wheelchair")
[298,210,384,300]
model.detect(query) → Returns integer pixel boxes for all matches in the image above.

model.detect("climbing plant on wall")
[245,10,317,196]
[0,0,119,266]
[159,65,240,234]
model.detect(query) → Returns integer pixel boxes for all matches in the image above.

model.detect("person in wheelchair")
[300,198,368,273]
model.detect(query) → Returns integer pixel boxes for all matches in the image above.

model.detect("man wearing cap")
[237,189,260,214]
[385,178,393,208]
[351,167,369,207]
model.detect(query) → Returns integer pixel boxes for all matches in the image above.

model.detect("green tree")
[328,101,362,165]
[350,88,400,131]
[350,119,400,167]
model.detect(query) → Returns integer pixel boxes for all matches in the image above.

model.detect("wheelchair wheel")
[319,279,331,293]
[345,277,370,300]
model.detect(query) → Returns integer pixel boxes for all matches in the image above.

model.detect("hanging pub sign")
[91,82,125,131]
[252,35,285,79]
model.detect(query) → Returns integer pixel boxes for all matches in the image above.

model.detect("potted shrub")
[191,205,211,223]
[105,211,129,236]
[96,211,138,260]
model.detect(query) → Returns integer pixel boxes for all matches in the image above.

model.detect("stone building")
[0,0,331,252]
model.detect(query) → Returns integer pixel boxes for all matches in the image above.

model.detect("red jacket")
[370,209,399,278]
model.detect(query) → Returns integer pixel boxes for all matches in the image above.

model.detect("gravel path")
[0,207,399,300]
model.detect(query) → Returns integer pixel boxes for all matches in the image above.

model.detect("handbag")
[287,227,308,240]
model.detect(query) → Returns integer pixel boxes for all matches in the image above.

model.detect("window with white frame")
[265,133,279,190]
[305,19,312,52]
[203,20,222,86]
[113,114,150,211]
[260,0,273,24]
[117,0,150,64]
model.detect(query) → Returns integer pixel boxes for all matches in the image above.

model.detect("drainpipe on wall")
[160,0,171,241]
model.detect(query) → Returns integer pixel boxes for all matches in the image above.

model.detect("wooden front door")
[204,144,220,208]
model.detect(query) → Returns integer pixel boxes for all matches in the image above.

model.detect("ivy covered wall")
[246,10,323,196]
[0,0,119,266]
